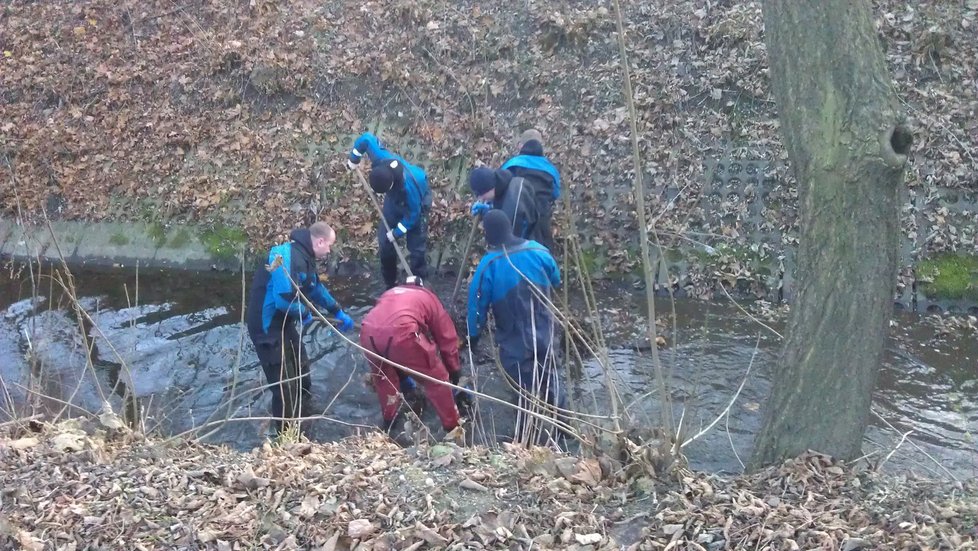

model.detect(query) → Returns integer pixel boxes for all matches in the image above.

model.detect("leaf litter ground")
[2,420,976,550]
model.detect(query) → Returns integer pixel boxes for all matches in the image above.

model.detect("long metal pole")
[449,215,480,307]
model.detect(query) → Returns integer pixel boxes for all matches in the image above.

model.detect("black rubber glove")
[449,370,461,386]
[454,386,473,413]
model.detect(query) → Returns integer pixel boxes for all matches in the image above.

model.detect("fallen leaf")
[50,432,86,452]
[8,437,39,450]
[430,444,453,457]
[554,456,579,481]
[322,532,340,551]
[16,529,44,551]
[842,537,872,551]
[575,532,602,545]
[414,522,448,545]
[460,478,488,492]
[571,458,602,486]
[297,494,319,518]
[348,519,375,539]
[99,411,125,430]
[236,469,270,490]
[662,524,684,535]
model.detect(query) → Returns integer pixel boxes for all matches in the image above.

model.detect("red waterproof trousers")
[360,285,461,431]
[360,325,459,430]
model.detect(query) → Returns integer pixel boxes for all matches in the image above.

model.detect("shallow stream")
[0,264,974,479]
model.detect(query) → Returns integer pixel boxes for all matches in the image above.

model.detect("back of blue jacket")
[502,154,561,202]
[466,241,561,367]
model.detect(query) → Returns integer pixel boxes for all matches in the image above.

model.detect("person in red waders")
[359,276,463,433]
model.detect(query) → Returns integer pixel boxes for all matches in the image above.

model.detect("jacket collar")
[289,228,315,260]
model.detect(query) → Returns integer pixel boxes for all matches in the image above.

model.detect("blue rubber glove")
[470,201,491,217]
[401,376,417,392]
[335,310,355,332]
[301,311,314,327]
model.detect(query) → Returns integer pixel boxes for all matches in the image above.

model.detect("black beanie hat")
[519,139,544,157]
[369,159,404,193]
[483,209,515,247]
[469,167,495,196]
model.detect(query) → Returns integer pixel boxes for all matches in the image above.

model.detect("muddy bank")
[0,218,379,274]
[0,216,476,281]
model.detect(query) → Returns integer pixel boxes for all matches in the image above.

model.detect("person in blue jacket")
[347,132,433,288]
[467,209,563,415]
[246,221,355,435]
[468,166,540,244]
[501,129,561,250]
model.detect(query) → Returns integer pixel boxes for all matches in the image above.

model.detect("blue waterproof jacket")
[467,240,561,367]
[246,228,340,339]
[502,154,561,201]
[349,133,431,237]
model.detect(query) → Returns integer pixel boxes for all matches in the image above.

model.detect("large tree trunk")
[749,0,911,468]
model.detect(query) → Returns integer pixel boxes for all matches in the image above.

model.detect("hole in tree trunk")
[890,125,913,155]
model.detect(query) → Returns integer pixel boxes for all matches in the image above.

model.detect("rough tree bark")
[749,0,912,468]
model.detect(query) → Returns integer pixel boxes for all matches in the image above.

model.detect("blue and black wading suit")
[348,133,433,288]
[501,140,561,250]
[246,228,343,432]
[470,167,540,243]
[467,210,563,408]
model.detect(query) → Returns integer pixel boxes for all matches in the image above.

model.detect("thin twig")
[681,333,759,448]
[871,408,958,481]
[717,280,784,339]
[876,429,914,471]
[610,0,673,436]
[11,382,98,418]
[725,407,746,472]
[0,414,44,429]
[176,414,378,439]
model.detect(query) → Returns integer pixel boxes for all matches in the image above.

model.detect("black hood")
[483,208,524,249]
[370,159,405,194]
[494,168,514,197]
[289,228,315,258]
[519,139,544,157]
